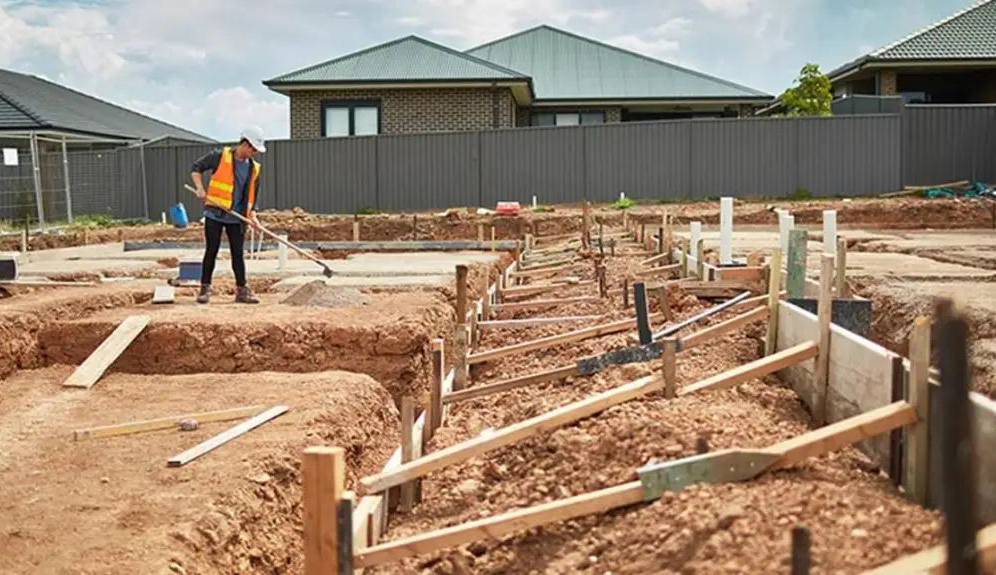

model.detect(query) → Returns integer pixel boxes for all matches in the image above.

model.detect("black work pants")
[201,218,246,287]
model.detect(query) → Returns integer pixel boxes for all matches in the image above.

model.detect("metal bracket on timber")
[639,449,779,500]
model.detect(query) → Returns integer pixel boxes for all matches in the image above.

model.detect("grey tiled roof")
[467,25,770,101]
[265,36,530,85]
[0,68,212,141]
[830,0,996,79]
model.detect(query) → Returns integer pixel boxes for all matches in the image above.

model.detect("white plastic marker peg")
[823,210,837,256]
[720,197,733,265]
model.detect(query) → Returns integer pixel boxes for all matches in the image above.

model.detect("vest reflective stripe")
[206,147,260,214]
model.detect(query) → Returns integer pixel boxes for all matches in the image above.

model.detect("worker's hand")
[194,186,206,201]
[249,211,260,230]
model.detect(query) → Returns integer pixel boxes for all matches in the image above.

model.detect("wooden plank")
[360,375,663,493]
[442,364,579,405]
[768,401,916,470]
[63,315,151,389]
[678,341,818,396]
[905,316,931,504]
[716,266,766,282]
[338,492,355,574]
[354,481,645,568]
[862,523,996,575]
[640,252,671,267]
[500,281,593,300]
[400,397,415,513]
[429,339,444,437]
[0,279,97,287]
[477,315,603,330]
[765,249,783,356]
[634,263,681,278]
[634,282,652,345]
[303,446,345,575]
[836,237,849,297]
[73,405,265,441]
[467,313,663,365]
[680,305,768,351]
[491,295,600,313]
[166,405,289,467]
[508,264,573,279]
[814,254,834,426]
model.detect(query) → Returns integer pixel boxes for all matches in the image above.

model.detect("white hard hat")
[240,125,266,153]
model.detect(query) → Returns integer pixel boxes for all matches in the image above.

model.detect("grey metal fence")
[37,105,996,221]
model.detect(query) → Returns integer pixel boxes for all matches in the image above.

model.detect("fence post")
[139,143,150,221]
[303,446,345,575]
[29,132,45,230]
[60,137,73,223]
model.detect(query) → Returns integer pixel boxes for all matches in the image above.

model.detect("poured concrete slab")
[808,251,994,280]
[17,258,161,276]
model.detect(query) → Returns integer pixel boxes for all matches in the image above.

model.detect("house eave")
[830,58,996,83]
[265,78,535,105]
[530,96,772,107]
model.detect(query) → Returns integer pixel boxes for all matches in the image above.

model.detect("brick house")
[829,0,996,104]
[264,25,771,138]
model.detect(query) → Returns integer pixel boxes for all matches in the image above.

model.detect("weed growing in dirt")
[356,207,380,215]
[790,188,813,200]
[611,197,635,210]
[532,205,554,213]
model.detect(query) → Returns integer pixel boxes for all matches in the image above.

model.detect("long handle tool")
[184,184,334,278]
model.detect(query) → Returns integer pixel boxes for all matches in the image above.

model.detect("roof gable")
[872,0,996,60]
[466,25,770,101]
[265,35,530,85]
[0,68,211,141]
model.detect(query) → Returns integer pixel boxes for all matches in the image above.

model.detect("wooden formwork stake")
[696,238,705,280]
[400,397,415,513]
[814,253,834,426]
[338,492,354,574]
[662,337,677,399]
[581,201,591,248]
[656,286,673,322]
[477,222,484,243]
[836,237,849,297]
[303,446,345,575]
[680,239,688,278]
[664,215,673,264]
[353,216,360,242]
[454,265,469,391]
[765,249,783,356]
[429,338,444,437]
[623,278,629,308]
[889,355,905,487]
[639,223,645,245]
[937,301,978,575]
[412,215,418,241]
[597,262,607,298]
[904,316,931,504]
[786,229,808,299]
[490,226,496,252]
[791,527,811,575]
[622,209,628,231]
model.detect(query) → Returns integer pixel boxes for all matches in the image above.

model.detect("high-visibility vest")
[206,147,260,214]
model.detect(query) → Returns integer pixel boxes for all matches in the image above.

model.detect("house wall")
[289,87,516,138]
[517,106,623,126]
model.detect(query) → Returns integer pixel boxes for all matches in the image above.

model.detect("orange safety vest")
[206,147,261,215]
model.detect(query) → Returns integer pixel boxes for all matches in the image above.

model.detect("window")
[531,111,605,126]
[322,101,380,137]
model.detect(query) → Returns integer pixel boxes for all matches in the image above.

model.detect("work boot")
[196,285,211,304]
[235,285,259,304]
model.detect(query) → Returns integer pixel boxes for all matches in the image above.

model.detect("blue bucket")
[169,203,189,228]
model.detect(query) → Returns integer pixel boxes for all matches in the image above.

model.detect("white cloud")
[609,17,691,60]
[203,87,289,140]
[698,0,754,18]
[335,10,351,17]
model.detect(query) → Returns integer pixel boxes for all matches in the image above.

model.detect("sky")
[0,0,972,140]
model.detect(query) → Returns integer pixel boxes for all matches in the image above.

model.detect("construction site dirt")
[1,198,994,574]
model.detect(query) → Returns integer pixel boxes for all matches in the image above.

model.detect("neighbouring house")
[264,25,772,138]
[0,67,212,224]
[829,0,996,104]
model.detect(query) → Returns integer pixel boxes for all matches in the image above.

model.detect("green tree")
[780,63,832,116]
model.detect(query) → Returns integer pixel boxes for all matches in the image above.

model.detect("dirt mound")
[37,291,453,404]
[0,284,152,379]
[281,280,369,308]
[0,367,398,575]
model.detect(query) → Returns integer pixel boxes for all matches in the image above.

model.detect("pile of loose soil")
[37,291,453,404]
[280,280,369,308]
[0,367,398,575]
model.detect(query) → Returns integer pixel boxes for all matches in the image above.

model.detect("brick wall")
[289,87,515,138]
[879,71,898,96]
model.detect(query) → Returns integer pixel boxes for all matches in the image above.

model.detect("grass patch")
[355,206,380,215]
[532,205,554,213]
[611,197,635,210]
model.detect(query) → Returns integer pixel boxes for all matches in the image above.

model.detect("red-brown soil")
[0,368,398,575]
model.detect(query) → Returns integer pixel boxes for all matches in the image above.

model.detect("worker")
[189,126,265,304]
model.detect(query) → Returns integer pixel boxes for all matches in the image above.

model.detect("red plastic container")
[496,201,521,216]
